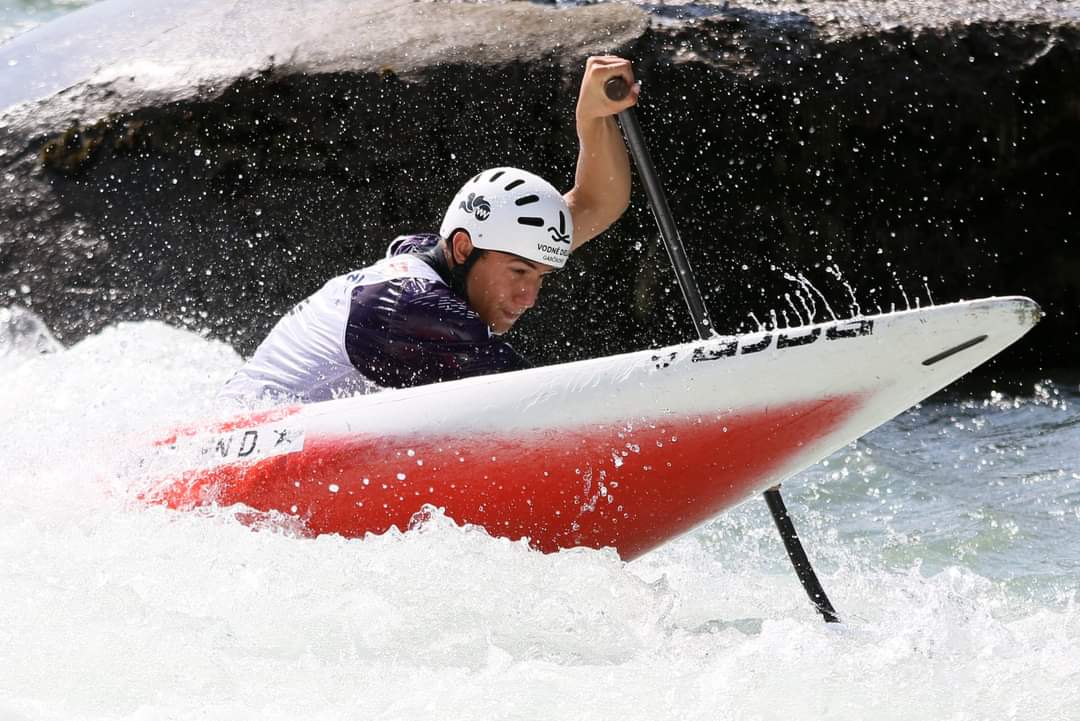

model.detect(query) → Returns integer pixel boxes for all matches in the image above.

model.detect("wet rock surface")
[1,0,1078,373]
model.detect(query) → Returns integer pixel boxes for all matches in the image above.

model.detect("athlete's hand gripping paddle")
[604,75,841,623]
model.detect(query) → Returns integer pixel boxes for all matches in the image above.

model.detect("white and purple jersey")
[219,234,529,404]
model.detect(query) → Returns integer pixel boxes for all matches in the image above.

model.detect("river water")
[1,312,1078,720]
[3,1,1079,719]
[0,0,92,43]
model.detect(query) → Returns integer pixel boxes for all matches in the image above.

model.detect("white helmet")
[439,167,573,269]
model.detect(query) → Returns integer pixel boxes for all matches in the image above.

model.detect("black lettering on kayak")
[778,328,822,348]
[692,340,738,363]
[668,316,875,370]
[238,430,259,457]
[179,425,304,466]
[740,334,772,354]
[651,351,678,370]
[827,319,874,339]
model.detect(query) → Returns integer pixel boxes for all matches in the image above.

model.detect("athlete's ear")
[451,230,474,266]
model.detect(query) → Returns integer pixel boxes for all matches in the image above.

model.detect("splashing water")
[750,257,937,332]
[822,256,863,317]
[1,311,1078,720]
[922,275,937,306]
[782,270,840,324]
[886,260,913,311]
[0,305,62,372]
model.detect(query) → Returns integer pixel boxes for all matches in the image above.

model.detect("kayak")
[141,296,1040,560]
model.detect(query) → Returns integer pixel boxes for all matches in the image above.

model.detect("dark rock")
[1,0,1077,377]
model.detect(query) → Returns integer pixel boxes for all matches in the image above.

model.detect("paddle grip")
[604,76,631,101]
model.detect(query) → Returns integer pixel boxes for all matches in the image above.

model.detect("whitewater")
[1,315,1077,720]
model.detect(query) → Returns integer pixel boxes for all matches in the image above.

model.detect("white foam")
[1,319,1078,720]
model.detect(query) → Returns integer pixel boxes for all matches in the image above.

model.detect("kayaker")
[220,55,639,404]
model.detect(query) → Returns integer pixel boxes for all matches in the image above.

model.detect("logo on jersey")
[460,193,491,221]
[548,211,570,244]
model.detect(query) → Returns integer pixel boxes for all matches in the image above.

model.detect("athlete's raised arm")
[564,55,640,251]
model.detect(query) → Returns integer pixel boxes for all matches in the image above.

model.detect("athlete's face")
[450,232,555,335]
[468,250,555,335]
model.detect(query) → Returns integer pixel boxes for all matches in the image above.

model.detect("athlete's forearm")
[567,114,632,251]
[565,55,638,251]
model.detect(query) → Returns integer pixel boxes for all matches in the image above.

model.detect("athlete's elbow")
[597,193,631,233]
[612,190,631,221]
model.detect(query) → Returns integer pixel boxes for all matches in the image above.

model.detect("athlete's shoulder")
[385,233,441,258]
[341,253,443,289]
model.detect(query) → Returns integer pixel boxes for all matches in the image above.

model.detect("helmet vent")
[517,217,544,227]
[490,170,506,182]
[471,173,483,183]
[504,179,525,191]
[514,194,540,206]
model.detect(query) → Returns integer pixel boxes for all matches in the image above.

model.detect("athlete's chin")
[490,317,522,336]
[488,311,524,335]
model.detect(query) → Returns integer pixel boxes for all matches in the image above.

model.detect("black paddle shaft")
[603,77,714,341]
[764,487,841,622]
[605,75,841,623]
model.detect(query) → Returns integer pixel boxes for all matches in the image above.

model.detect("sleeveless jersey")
[219,234,529,404]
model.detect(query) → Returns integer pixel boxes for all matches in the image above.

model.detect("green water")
[0,0,95,43]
